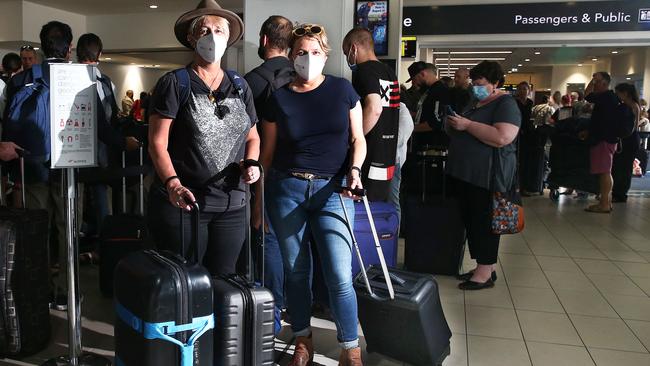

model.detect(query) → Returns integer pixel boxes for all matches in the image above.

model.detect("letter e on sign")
[403,17,412,27]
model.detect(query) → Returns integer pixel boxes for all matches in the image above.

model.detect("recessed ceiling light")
[433,63,478,66]
[154,64,161,67]
[104,57,112,60]
[611,51,618,54]
[578,64,583,66]
[626,77,631,80]
[432,51,512,55]
[33,47,40,50]
[508,71,512,74]
[524,58,530,62]
[534,51,541,55]
[546,88,552,91]
[517,64,523,67]
[592,58,598,61]
[149,4,158,9]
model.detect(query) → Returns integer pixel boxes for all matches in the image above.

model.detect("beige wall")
[99,63,167,110]
[22,1,86,44]
[550,65,595,95]
[0,1,23,42]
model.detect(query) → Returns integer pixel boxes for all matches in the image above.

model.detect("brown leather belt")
[290,172,330,180]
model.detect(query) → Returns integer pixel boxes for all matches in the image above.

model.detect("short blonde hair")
[291,23,331,55]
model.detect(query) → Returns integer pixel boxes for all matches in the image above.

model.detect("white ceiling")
[26,0,243,15]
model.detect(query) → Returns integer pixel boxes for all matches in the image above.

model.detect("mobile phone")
[445,105,457,116]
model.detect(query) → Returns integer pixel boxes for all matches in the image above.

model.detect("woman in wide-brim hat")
[147,0,261,277]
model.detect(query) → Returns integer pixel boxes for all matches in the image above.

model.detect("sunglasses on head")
[20,45,34,51]
[292,25,323,37]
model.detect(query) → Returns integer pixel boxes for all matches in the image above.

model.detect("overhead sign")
[403,0,650,35]
[50,63,98,168]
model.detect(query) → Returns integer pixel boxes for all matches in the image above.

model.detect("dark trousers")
[448,176,500,265]
[612,133,640,201]
[147,188,246,276]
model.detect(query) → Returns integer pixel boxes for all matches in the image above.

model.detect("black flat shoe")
[457,270,497,282]
[458,279,495,290]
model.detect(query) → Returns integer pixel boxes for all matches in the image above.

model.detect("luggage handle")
[242,159,264,284]
[337,186,395,300]
[121,144,145,215]
[17,149,27,208]
[180,201,200,264]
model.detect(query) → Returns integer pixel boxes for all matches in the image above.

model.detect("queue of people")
[0,0,646,363]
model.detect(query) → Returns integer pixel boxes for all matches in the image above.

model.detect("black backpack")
[250,64,295,102]
[611,102,636,139]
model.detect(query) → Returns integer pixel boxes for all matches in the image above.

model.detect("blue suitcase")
[351,201,398,275]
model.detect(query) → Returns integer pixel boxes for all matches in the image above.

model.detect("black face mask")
[257,44,265,60]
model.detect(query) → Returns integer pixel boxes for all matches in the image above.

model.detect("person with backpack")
[147,0,260,276]
[581,72,623,213]
[244,14,294,336]
[611,83,642,203]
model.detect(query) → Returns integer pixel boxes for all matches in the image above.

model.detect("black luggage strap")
[114,301,213,366]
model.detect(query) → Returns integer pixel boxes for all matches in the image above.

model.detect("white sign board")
[50,63,98,168]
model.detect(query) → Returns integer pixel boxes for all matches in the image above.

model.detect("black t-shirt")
[151,67,257,212]
[420,80,451,127]
[516,98,534,136]
[244,56,294,122]
[352,60,400,201]
[264,75,360,176]
[586,90,619,144]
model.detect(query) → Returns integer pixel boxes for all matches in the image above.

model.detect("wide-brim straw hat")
[174,0,244,49]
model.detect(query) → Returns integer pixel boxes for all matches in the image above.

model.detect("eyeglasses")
[292,25,323,37]
[20,45,34,51]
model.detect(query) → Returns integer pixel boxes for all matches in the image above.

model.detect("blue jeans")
[253,213,284,335]
[266,171,358,349]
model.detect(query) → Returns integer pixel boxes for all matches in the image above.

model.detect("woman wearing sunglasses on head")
[147,0,260,275]
[259,24,366,365]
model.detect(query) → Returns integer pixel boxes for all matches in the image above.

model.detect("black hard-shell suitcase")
[337,189,451,366]
[99,148,148,297]
[0,155,51,356]
[213,160,275,366]
[404,194,465,276]
[114,202,214,366]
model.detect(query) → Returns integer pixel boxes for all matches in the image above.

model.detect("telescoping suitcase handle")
[180,201,201,264]
[121,145,145,216]
[336,186,399,300]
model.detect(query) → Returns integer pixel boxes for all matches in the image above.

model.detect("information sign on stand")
[50,63,97,169]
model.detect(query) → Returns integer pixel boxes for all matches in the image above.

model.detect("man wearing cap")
[147,0,261,282]
[407,61,451,149]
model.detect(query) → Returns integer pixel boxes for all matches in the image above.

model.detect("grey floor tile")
[517,310,582,346]
[570,314,647,352]
[555,289,618,318]
[527,342,595,366]
[586,273,647,297]
[510,286,564,313]
[465,306,522,340]
[588,348,650,366]
[467,336,531,366]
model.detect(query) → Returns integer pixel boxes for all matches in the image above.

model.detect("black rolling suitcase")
[114,202,214,366]
[0,155,51,356]
[213,160,275,366]
[338,189,451,366]
[99,147,148,297]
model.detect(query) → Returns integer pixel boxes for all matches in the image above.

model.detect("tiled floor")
[1,190,650,365]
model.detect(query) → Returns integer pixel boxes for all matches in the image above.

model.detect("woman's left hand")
[447,114,473,131]
[241,164,260,184]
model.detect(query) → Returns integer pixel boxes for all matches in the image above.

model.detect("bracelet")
[164,175,179,187]
[350,166,362,175]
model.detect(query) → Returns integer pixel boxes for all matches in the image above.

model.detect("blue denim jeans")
[253,213,284,335]
[266,170,358,349]
[388,163,402,228]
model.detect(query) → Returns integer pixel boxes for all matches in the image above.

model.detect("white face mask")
[293,53,326,81]
[195,33,227,63]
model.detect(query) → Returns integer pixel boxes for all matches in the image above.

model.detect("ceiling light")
[508,71,512,74]
[524,58,531,62]
[432,51,512,55]
[149,4,158,9]
[546,88,552,91]
[517,64,523,67]
[578,64,583,66]
[130,62,135,65]
[611,51,618,54]
[104,57,112,60]
[434,63,478,66]
[33,47,40,50]
[154,64,160,67]
[626,77,631,80]
[511,68,518,72]
[534,51,541,55]
[433,57,505,61]
[592,58,598,61]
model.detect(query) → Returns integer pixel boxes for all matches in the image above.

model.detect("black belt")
[290,172,331,180]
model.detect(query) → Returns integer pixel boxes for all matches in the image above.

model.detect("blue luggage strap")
[115,302,214,366]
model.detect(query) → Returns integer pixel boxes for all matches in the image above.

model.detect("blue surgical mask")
[473,85,491,101]
[346,45,358,72]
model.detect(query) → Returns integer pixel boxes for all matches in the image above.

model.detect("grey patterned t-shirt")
[151,67,257,211]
